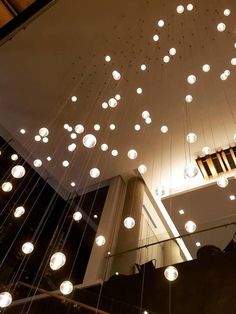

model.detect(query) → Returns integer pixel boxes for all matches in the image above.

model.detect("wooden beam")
[18,281,109,314]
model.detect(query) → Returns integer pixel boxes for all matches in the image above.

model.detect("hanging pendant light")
[11,165,26,179]
[124,217,135,229]
[0,292,12,308]
[60,281,73,295]
[164,266,178,281]
[50,252,66,271]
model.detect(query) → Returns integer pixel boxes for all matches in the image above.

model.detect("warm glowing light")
[64,124,69,130]
[185,221,197,233]
[111,149,118,156]
[75,124,84,134]
[187,4,193,11]
[71,96,77,102]
[14,206,25,218]
[231,58,236,65]
[22,242,34,254]
[127,149,138,160]
[185,95,193,103]
[47,156,52,161]
[11,154,18,161]
[68,143,76,152]
[134,124,141,131]
[105,55,111,62]
[0,292,12,308]
[2,182,13,192]
[115,94,121,100]
[50,252,66,271]
[11,165,25,179]
[82,134,97,148]
[138,164,147,174]
[163,56,170,63]
[137,88,143,94]
[157,19,164,27]
[169,48,176,55]
[142,111,150,119]
[62,160,69,167]
[20,129,26,134]
[145,117,152,124]
[153,34,159,41]
[112,70,121,80]
[73,211,82,222]
[102,102,108,109]
[176,5,184,14]
[94,124,100,131]
[89,168,100,178]
[39,128,49,137]
[96,235,106,246]
[109,124,116,130]
[42,137,49,143]
[229,195,236,200]
[70,133,77,139]
[141,64,146,71]
[101,144,108,151]
[224,9,230,16]
[108,98,118,108]
[184,164,198,178]
[164,266,178,281]
[220,73,227,80]
[124,217,135,229]
[196,242,201,247]
[202,64,210,72]
[202,146,210,155]
[70,182,76,187]
[186,132,197,143]
[217,22,226,32]
[179,209,185,215]
[217,177,229,188]
[187,75,197,84]
[60,281,73,295]
[161,125,168,133]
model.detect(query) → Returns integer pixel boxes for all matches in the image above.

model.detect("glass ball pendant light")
[184,164,198,178]
[14,206,25,218]
[11,165,26,179]
[22,242,34,254]
[185,221,197,233]
[95,235,106,246]
[82,134,97,148]
[217,177,229,188]
[164,266,178,281]
[124,217,135,229]
[60,281,73,295]
[0,292,12,308]
[50,252,66,271]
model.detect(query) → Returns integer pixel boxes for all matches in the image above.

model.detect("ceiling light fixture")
[185,220,197,233]
[164,266,178,281]
[124,217,135,229]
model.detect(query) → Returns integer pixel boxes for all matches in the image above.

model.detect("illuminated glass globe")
[185,221,197,233]
[73,211,82,222]
[127,149,138,160]
[115,94,121,100]
[60,281,73,295]
[187,4,193,11]
[153,34,159,41]
[101,144,108,151]
[185,95,193,103]
[224,9,230,16]
[138,164,147,174]
[137,88,143,94]
[187,75,197,85]
[134,124,141,131]
[34,135,41,142]
[11,165,25,179]
[39,128,49,137]
[163,56,170,63]
[71,96,77,102]
[70,133,77,139]
[108,98,118,108]
[231,58,236,66]
[62,160,69,167]
[202,146,210,155]
[220,73,227,80]
[217,22,226,32]
[89,168,100,178]
[111,149,118,156]
[145,117,152,124]
[20,129,26,134]
[75,124,84,134]
[105,55,111,62]
[186,132,197,143]
[161,125,168,133]
[124,217,135,229]
[184,164,198,178]
[112,70,121,80]
[42,137,49,143]
[22,242,34,254]
[83,134,97,148]
[95,235,106,246]
[50,252,66,271]
[0,292,12,308]
[33,159,42,168]
[155,186,166,197]
[169,48,176,56]
[142,111,150,119]
[102,102,108,109]
[11,154,18,161]
[157,19,164,27]
[176,5,184,14]
[68,143,76,152]
[109,124,116,130]
[94,124,100,131]
[164,266,178,281]
[217,177,229,188]
[141,64,146,71]
[224,69,230,77]
[202,64,210,72]
[14,206,25,218]
[2,182,13,192]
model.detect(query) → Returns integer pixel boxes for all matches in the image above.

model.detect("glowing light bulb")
[94,124,100,131]
[42,137,48,143]
[134,124,141,131]
[158,19,164,27]
[231,58,236,65]
[185,95,193,103]
[70,182,76,187]
[161,125,168,133]
[108,98,118,108]
[70,133,77,139]
[0,292,12,308]
[50,252,66,271]
[22,242,34,254]
[73,211,82,221]
[71,96,77,102]
[60,281,73,295]
[14,206,25,218]
[163,55,170,63]
[138,164,147,174]
[169,48,176,55]
[111,149,118,156]
[89,168,100,178]
[224,9,230,16]
[20,129,26,134]
[115,94,121,100]
[68,143,76,152]
[105,55,111,62]
[145,117,152,124]
[184,164,198,178]
[124,217,135,229]
[202,146,210,155]
[64,124,69,130]
[202,64,210,72]
[109,124,116,130]
[112,70,121,80]
[141,64,147,71]
[82,134,97,148]
[62,160,69,167]
[75,124,84,134]
[39,128,49,137]
[217,177,229,188]
[176,5,184,14]
[187,75,197,84]
[101,144,108,151]
[96,235,106,246]
[137,88,143,94]
[47,156,52,161]
[224,69,230,77]
[11,165,25,179]
[186,132,197,143]
[187,4,193,11]
[127,149,138,160]
[153,34,159,41]
[220,73,228,80]
[142,111,150,119]
[11,154,18,161]
[67,126,73,132]
[2,182,13,192]
[185,221,197,233]
[217,22,226,32]
[164,266,178,281]
[102,102,108,109]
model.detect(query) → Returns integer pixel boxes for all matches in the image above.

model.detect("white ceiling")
[0,0,236,201]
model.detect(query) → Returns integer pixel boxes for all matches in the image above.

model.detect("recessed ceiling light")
[186,132,197,143]
[179,209,185,215]
[71,96,77,102]
[224,9,230,16]
[82,134,97,148]
[153,34,159,42]
[89,168,100,178]
[145,117,152,124]
[176,5,185,14]
[109,124,116,130]
[75,124,84,134]
[169,48,176,55]
[187,74,197,84]
[229,195,235,200]
[105,55,111,62]
[136,87,143,94]
[101,144,108,151]
[138,164,147,174]
[20,129,26,134]
[196,242,201,247]
[217,22,226,32]
[111,149,118,156]
[70,182,76,187]
[157,19,165,27]
[108,98,118,108]
[62,160,69,167]
[33,159,42,168]
[161,125,168,133]
[34,135,41,142]
[185,95,193,103]
[127,149,138,160]
[163,55,170,63]
[141,64,147,71]
[112,70,121,80]
[185,220,197,233]
[94,124,100,131]
[202,64,210,72]
[102,102,108,109]
[134,124,141,131]
[187,4,193,11]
